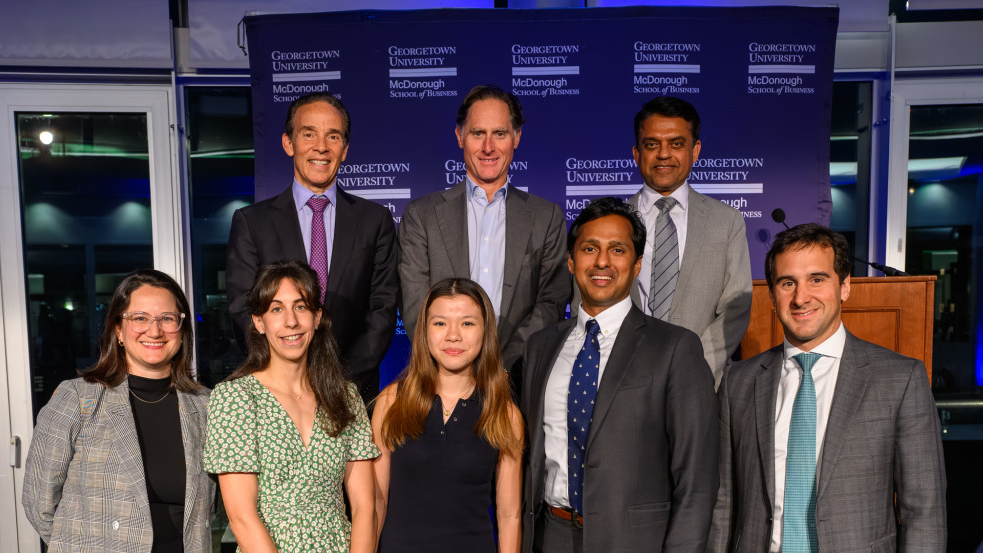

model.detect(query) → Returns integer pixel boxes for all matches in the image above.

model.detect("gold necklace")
[273,374,305,400]
[441,383,475,416]
[128,387,170,404]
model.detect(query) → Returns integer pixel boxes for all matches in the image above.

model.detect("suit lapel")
[178,392,201,531]
[625,191,644,308]
[105,382,151,518]
[585,308,645,452]
[501,187,534,320]
[672,187,706,315]
[327,189,357,309]
[529,320,575,503]
[754,347,782,512]
[435,183,469,277]
[817,333,869,499]
[270,187,307,262]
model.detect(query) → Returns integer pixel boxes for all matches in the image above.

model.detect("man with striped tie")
[708,224,946,553]
[628,96,752,388]
[521,197,718,553]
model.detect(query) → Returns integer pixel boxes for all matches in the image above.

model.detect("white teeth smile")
[591,275,612,280]
[142,342,165,347]
[310,160,329,165]
[282,334,302,341]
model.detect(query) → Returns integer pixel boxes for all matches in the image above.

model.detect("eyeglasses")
[121,312,186,333]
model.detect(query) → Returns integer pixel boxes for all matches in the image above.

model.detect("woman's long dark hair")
[82,269,200,392]
[226,260,354,437]
[379,278,521,458]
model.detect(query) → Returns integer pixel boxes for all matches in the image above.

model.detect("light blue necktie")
[783,352,821,553]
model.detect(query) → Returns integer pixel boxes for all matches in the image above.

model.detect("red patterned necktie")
[307,196,329,302]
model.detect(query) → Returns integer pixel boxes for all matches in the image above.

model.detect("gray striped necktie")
[648,196,679,320]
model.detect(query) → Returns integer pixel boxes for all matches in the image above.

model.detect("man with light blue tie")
[397,85,569,379]
[708,223,946,553]
[226,93,398,404]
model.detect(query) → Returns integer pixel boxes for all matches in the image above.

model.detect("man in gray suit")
[398,85,569,376]
[709,223,946,553]
[522,197,718,553]
[629,96,752,387]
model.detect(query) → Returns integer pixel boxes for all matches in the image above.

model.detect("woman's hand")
[218,472,279,553]
[495,403,525,553]
[345,458,377,553]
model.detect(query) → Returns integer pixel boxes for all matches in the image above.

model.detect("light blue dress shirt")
[465,177,507,320]
[291,179,337,276]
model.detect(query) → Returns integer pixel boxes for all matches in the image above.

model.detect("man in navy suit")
[709,223,946,553]
[521,197,718,553]
[226,93,397,404]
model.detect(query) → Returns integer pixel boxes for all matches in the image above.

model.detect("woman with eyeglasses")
[22,269,214,553]
[204,260,378,553]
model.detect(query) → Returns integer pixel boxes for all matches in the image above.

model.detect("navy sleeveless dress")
[378,391,498,553]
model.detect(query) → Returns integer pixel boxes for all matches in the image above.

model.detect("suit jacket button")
[113,521,120,530]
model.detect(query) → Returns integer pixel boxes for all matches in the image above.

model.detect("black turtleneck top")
[127,374,185,553]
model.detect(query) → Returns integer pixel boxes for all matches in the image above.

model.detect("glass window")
[905,103,983,393]
[16,112,154,415]
[184,87,255,388]
[829,81,873,276]
[904,102,983,553]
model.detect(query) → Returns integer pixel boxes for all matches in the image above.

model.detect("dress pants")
[534,506,583,553]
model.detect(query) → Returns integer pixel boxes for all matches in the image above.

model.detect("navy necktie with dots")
[567,318,600,515]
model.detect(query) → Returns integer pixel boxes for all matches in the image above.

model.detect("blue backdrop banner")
[245,6,838,380]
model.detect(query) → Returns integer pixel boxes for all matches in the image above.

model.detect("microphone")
[771,208,790,229]
[772,206,910,276]
[854,257,910,277]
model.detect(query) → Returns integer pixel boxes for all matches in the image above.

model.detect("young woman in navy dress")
[372,278,523,553]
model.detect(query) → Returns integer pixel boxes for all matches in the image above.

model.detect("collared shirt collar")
[782,322,847,364]
[637,181,689,214]
[291,178,337,212]
[573,294,633,337]
[465,176,508,206]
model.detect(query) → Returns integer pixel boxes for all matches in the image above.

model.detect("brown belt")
[546,503,583,527]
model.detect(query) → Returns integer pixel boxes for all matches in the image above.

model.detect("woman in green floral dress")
[204,260,378,553]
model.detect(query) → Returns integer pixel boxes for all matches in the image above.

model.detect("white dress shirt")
[771,323,846,552]
[636,182,690,316]
[542,295,633,509]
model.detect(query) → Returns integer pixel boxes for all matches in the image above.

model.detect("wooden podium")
[740,276,937,378]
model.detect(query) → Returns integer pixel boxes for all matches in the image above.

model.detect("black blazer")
[226,185,398,403]
[520,306,719,553]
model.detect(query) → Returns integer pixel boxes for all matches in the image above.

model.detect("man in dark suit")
[709,224,946,553]
[226,93,397,403]
[628,96,752,388]
[521,197,718,553]
[398,85,569,376]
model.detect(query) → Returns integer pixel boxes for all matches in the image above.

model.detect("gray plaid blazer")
[22,378,215,553]
[708,332,947,553]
